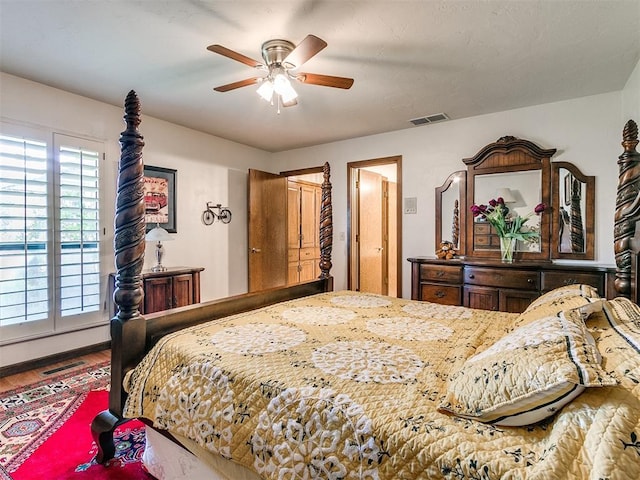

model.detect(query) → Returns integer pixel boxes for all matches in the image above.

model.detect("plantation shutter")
[0,133,51,328]
[0,126,105,342]
[56,138,101,317]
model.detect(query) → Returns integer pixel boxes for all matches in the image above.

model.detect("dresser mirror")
[434,136,596,261]
[435,171,466,254]
[551,162,595,259]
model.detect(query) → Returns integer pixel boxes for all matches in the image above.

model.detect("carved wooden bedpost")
[614,119,640,297]
[91,91,147,463]
[319,162,333,285]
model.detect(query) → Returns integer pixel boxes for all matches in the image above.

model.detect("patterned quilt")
[123,291,640,479]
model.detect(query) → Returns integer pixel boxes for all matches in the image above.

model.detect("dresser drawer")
[465,267,539,290]
[541,270,604,293]
[420,264,462,283]
[421,284,461,305]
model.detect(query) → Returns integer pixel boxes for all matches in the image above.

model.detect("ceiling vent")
[409,113,449,126]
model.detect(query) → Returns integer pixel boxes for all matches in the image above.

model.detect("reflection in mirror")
[551,162,594,259]
[558,168,586,253]
[435,171,466,254]
[442,183,459,247]
[474,171,542,253]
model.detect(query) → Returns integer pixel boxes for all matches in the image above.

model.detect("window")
[0,124,105,343]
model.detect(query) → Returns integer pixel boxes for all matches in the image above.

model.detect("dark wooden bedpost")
[319,161,333,287]
[614,119,640,297]
[91,90,147,463]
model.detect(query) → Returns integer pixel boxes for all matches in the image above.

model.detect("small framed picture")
[143,165,177,233]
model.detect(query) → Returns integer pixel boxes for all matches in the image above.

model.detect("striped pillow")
[438,307,616,426]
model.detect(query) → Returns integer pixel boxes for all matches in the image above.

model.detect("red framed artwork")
[143,165,177,233]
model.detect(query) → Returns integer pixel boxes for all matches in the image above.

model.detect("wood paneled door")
[348,156,402,297]
[248,169,287,292]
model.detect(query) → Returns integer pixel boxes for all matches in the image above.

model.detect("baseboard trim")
[0,341,111,378]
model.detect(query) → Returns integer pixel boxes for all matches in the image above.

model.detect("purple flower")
[488,199,497,207]
[496,197,505,205]
[534,203,546,214]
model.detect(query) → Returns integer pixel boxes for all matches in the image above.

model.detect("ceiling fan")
[207,34,354,109]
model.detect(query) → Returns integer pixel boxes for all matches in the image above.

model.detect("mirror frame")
[435,171,466,255]
[462,136,556,261]
[551,162,595,260]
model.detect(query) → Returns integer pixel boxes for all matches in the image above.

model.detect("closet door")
[248,169,287,291]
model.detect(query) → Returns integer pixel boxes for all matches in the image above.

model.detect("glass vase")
[500,236,515,263]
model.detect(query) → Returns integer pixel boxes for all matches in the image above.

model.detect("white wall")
[0,73,269,366]
[623,58,640,124]
[272,91,627,297]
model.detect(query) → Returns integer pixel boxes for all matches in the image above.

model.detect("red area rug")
[0,362,153,480]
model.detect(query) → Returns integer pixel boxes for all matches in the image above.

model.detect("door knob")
[251,247,262,253]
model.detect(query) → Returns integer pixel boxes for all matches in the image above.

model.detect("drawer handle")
[563,278,577,285]
[527,278,534,284]
[468,274,475,279]
[436,271,444,277]
[435,290,446,298]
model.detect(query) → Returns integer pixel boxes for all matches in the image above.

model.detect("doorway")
[348,156,402,297]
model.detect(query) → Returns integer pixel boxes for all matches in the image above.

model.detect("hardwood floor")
[0,349,110,394]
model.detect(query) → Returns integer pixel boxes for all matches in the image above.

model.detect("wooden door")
[300,184,316,249]
[248,169,287,292]
[172,273,194,308]
[358,169,384,294]
[144,277,172,313]
[287,183,301,250]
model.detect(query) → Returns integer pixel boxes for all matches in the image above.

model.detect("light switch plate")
[404,197,417,214]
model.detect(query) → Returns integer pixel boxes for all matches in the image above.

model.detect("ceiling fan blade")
[214,77,261,92]
[283,34,327,68]
[207,44,263,68]
[296,73,354,89]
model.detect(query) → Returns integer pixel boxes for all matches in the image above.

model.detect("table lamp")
[146,224,173,272]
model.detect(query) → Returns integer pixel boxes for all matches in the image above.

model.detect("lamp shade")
[495,188,517,203]
[146,225,172,242]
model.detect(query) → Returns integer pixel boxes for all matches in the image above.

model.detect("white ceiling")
[1,1,639,152]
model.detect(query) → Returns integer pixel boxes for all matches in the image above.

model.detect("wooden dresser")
[108,266,204,318]
[408,257,616,313]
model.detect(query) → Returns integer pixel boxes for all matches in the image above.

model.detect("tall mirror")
[551,162,595,259]
[436,171,466,254]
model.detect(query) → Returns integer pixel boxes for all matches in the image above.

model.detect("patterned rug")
[0,361,151,479]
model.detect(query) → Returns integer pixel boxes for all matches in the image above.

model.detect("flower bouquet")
[470,197,545,262]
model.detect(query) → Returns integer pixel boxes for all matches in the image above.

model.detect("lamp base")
[151,265,167,272]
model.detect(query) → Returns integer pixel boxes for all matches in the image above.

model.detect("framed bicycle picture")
[143,165,177,233]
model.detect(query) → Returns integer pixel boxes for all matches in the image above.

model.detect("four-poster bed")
[93,91,640,479]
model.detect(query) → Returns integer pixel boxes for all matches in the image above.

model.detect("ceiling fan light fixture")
[274,74,298,103]
[256,79,274,102]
